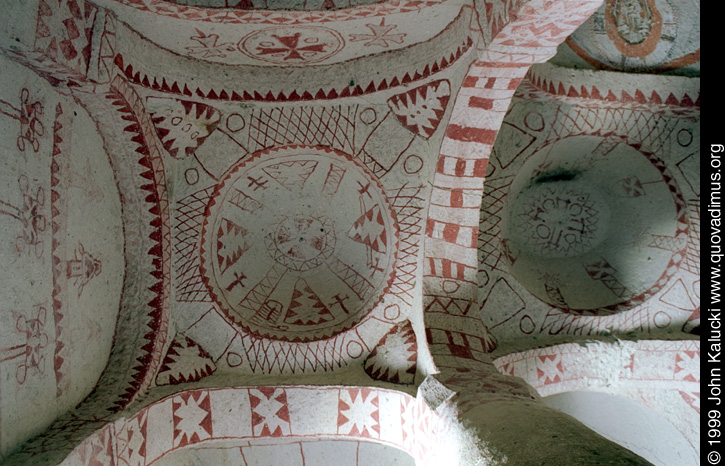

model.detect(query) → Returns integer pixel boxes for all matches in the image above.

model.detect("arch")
[422,0,604,390]
[494,340,701,453]
[59,386,453,465]
[544,391,698,465]
[148,439,416,465]
[64,76,173,413]
[0,53,125,458]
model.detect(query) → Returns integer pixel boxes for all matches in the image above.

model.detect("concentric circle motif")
[565,0,701,72]
[265,216,336,272]
[200,146,398,342]
[511,185,610,259]
[238,26,344,65]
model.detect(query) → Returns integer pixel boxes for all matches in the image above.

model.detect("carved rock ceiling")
[0,0,699,463]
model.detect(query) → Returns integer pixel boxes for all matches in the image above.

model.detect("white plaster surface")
[0,0,700,464]
[544,391,698,466]
[0,53,123,459]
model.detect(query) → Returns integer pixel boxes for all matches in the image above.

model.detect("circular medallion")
[265,216,336,272]
[500,136,688,314]
[200,146,398,342]
[510,185,610,259]
[238,26,344,65]
[564,0,700,73]
[606,0,662,52]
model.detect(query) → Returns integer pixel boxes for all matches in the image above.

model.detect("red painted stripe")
[450,189,464,207]
[455,262,465,279]
[442,223,461,243]
[446,125,497,144]
[469,96,494,109]
[454,158,467,176]
[425,218,436,237]
[442,259,452,278]
[462,76,479,88]
[507,78,522,89]
[474,159,488,177]
[436,156,448,174]
[428,257,437,276]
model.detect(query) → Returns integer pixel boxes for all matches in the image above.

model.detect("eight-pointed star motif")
[349,18,406,48]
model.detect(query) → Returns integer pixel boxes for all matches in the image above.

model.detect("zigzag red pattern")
[111,0,441,24]
[528,73,701,109]
[388,185,424,306]
[238,331,350,373]
[105,81,170,411]
[50,102,71,398]
[113,36,473,103]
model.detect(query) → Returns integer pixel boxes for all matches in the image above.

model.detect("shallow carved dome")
[200,145,398,342]
[500,135,688,314]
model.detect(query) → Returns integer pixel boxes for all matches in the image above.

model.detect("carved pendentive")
[156,334,216,386]
[364,320,417,384]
